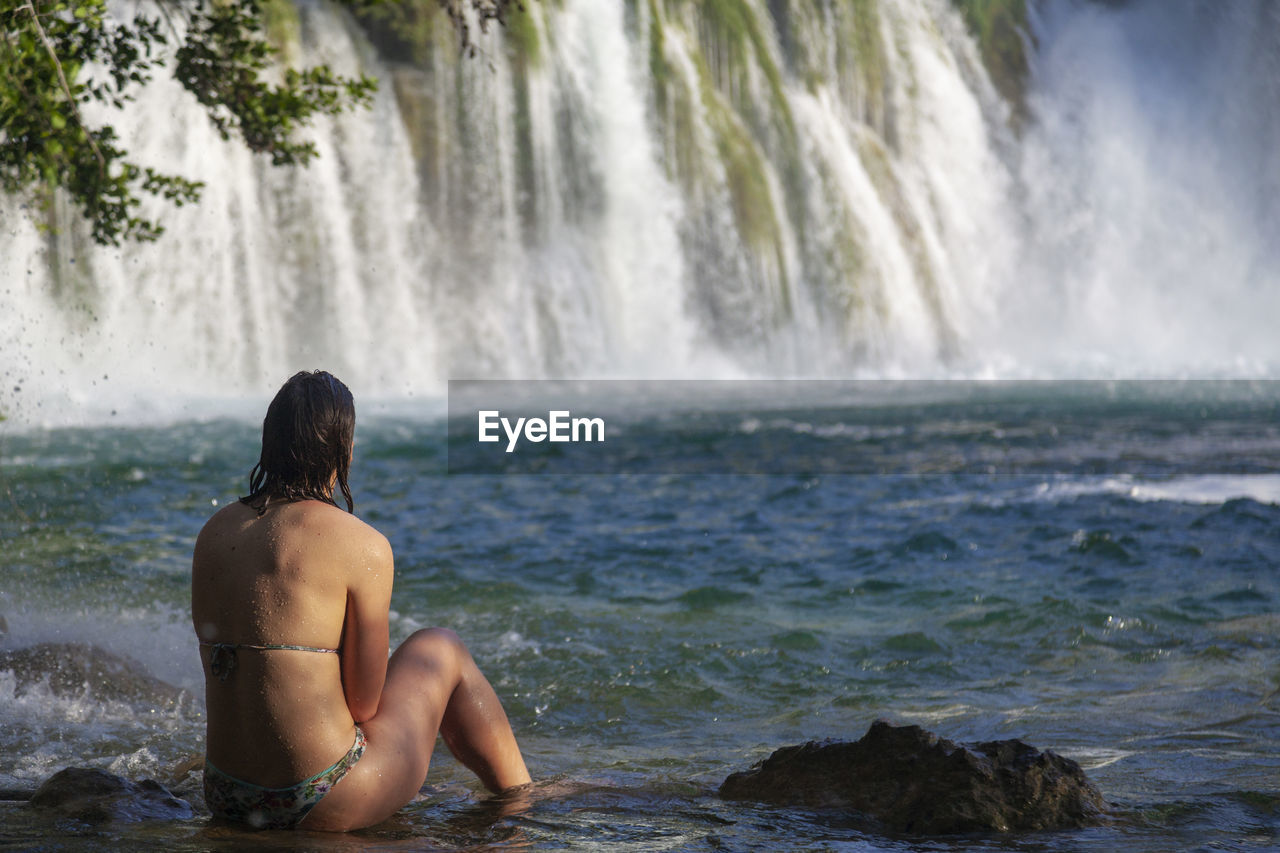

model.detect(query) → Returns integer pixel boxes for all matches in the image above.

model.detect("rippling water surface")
[3,383,1280,850]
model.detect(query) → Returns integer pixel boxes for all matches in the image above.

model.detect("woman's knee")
[415,626,461,644]
[376,629,474,737]
[399,627,472,668]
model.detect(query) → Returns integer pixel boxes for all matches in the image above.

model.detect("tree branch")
[19,0,107,177]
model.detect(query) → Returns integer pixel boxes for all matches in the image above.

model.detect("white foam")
[1070,747,1133,771]
[0,670,200,787]
[1030,474,1280,507]
[903,704,976,723]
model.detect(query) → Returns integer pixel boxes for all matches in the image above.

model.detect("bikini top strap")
[199,640,340,681]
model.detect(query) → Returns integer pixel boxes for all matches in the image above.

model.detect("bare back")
[191,498,393,787]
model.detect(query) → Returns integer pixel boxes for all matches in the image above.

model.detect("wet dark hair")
[240,370,355,514]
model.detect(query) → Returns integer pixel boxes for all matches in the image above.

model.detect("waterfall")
[1,0,1277,424]
[1000,0,1280,377]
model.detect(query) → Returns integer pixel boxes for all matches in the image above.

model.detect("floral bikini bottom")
[203,726,367,830]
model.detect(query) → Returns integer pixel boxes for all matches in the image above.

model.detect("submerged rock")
[29,768,192,824]
[0,642,185,709]
[720,720,1106,833]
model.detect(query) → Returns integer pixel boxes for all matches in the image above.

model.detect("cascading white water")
[2,0,1277,425]
[781,0,1018,373]
[996,0,1280,377]
[419,0,704,378]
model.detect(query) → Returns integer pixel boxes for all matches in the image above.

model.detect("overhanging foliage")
[0,0,520,245]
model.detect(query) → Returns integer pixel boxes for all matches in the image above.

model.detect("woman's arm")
[341,530,394,722]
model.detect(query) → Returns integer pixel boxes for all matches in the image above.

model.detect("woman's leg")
[303,627,530,831]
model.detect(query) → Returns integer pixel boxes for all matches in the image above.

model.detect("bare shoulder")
[194,501,252,550]
[297,502,394,572]
[300,502,388,546]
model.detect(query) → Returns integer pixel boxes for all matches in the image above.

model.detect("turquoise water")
[3,383,1280,850]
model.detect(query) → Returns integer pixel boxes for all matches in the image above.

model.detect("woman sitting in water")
[192,370,530,830]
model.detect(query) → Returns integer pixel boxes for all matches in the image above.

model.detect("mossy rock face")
[350,0,442,66]
[261,0,301,58]
[709,98,781,255]
[503,3,542,68]
[352,0,538,68]
[950,0,1032,120]
[665,0,797,144]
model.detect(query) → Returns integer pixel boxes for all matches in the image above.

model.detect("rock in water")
[719,720,1106,833]
[29,768,193,823]
[0,642,185,709]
